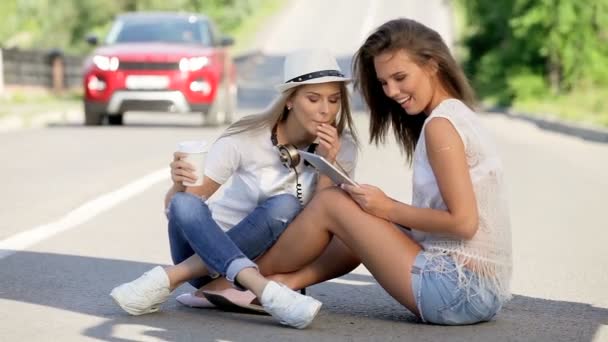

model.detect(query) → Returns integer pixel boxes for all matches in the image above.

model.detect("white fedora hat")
[275,49,351,93]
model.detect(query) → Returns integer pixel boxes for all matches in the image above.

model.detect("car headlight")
[93,55,120,71]
[179,56,209,72]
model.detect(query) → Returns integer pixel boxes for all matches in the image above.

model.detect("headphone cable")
[293,167,304,206]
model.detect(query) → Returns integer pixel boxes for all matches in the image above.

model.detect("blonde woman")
[110,49,361,329]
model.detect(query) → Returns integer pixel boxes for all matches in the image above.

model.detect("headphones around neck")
[271,124,316,169]
[277,142,301,169]
[271,124,316,205]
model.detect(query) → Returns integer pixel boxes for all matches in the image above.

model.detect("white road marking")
[329,278,374,286]
[0,168,169,259]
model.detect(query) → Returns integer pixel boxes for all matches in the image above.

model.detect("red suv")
[83,12,237,126]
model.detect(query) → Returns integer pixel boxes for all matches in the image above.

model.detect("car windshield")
[106,16,212,46]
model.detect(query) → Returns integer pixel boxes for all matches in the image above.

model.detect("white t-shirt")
[205,126,358,231]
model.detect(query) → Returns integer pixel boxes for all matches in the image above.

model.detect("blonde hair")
[220,83,358,146]
[219,88,295,138]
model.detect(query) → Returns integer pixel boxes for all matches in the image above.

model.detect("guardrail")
[0,48,84,93]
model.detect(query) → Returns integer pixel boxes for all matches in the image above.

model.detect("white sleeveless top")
[411,99,512,301]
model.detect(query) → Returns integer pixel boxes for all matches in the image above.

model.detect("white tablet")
[300,151,358,187]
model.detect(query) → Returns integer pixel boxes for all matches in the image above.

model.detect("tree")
[0,0,260,53]
[459,0,608,105]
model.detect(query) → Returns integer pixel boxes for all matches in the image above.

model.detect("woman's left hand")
[315,123,340,163]
[341,184,394,220]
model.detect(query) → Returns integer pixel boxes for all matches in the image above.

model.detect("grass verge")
[511,88,608,128]
[0,88,81,118]
[452,0,608,129]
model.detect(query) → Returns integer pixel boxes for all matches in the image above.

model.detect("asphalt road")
[1,0,607,341]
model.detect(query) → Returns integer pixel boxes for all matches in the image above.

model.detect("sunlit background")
[1,1,607,341]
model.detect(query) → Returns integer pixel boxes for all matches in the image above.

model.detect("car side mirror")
[86,35,98,46]
[220,36,234,47]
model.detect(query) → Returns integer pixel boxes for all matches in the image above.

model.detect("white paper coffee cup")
[177,140,208,187]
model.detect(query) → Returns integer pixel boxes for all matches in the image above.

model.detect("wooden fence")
[0,48,84,93]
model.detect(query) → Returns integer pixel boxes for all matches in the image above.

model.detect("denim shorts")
[410,251,503,325]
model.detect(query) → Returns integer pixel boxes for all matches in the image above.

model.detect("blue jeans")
[410,252,503,325]
[168,192,301,288]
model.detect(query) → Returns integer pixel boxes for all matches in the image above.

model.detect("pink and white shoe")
[176,292,216,308]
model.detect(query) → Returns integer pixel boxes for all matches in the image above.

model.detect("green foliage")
[0,0,267,54]
[512,86,608,127]
[507,70,548,101]
[458,0,608,107]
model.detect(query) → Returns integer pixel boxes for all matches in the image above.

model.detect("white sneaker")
[260,281,322,329]
[110,266,171,315]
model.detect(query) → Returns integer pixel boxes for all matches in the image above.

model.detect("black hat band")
[285,70,345,84]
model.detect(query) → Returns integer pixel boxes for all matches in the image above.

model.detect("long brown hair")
[221,83,358,146]
[353,18,475,162]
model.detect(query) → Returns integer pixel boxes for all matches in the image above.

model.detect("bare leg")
[162,254,271,294]
[164,255,209,291]
[265,237,360,290]
[256,187,422,315]
[190,237,360,296]
[235,268,269,297]
[167,187,417,311]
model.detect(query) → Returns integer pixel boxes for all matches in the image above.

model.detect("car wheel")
[84,110,104,126]
[108,113,124,125]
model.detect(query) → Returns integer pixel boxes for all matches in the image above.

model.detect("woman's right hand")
[170,152,197,191]
[341,184,394,221]
[315,123,341,163]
